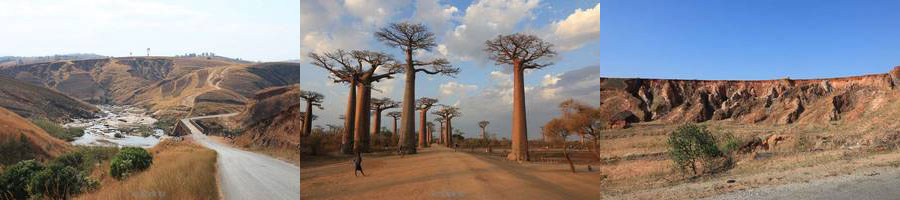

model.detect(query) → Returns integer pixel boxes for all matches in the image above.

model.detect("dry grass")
[76,140,219,200]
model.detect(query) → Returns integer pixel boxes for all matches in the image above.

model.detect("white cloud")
[541,73,561,86]
[344,0,408,27]
[441,0,541,61]
[439,81,478,96]
[547,3,602,51]
[412,0,459,34]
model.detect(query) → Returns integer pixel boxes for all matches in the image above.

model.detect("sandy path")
[184,113,300,200]
[300,146,607,199]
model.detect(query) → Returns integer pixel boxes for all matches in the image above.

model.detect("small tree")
[478,121,491,152]
[370,97,399,147]
[416,97,439,147]
[543,119,575,173]
[0,160,44,199]
[667,124,725,175]
[432,105,461,147]
[27,163,92,199]
[387,111,402,143]
[109,147,153,179]
[299,90,324,136]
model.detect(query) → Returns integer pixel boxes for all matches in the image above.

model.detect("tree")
[299,90,324,136]
[376,22,459,154]
[370,97,399,147]
[484,33,557,161]
[309,49,401,153]
[478,120,490,152]
[543,118,575,173]
[416,97,439,147]
[387,111,402,143]
[309,50,360,154]
[558,99,602,160]
[425,122,435,144]
[432,105,461,147]
[433,117,446,144]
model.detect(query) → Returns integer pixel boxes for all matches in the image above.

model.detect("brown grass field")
[76,140,219,200]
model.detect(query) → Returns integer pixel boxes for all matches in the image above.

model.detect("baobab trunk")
[342,79,357,154]
[418,110,428,147]
[354,84,372,153]
[399,49,417,154]
[392,118,398,144]
[426,125,431,144]
[371,111,382,147]
[508,62,529,161]
[446,119,453,147]
[303,101,314,136]
[482,127,488,151]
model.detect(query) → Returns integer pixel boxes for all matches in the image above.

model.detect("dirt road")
[183,113,300,200]
[300,146,608,199]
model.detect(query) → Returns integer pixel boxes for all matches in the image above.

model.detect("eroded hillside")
[0,107,71,165]
[597,67,900,125]
[0,57,301,118]
[232,85,301,149]
[0,76,99,122]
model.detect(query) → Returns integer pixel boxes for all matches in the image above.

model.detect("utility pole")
[146,48,150,56]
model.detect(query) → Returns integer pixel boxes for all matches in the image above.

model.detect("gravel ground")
[706,167,900,200]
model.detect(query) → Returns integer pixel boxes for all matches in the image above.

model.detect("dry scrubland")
[77,140,219,200]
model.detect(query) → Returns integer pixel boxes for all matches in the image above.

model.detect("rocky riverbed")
[65,105,169,147]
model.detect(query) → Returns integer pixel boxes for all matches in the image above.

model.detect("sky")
[300,0,604,140]
[301,0,900,140]
[1,0,300,62]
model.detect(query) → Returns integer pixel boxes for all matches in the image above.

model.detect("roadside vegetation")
[0,146,115,200]
[32,119,85,142]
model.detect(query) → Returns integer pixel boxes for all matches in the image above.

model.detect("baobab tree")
[478,120,490,152]
[432,105,461,147]
[559,99,602,160]
[416,97,439,147]
[309,50,359,154]
[299,112,318,135]
[434,117,446,144]
[299,90,324,136]
[308,49,401,153]
[425,121,435,144]
[375,22,459,154]
[387,111,402,143]
[484,33,557,161]
[370,97,400,147]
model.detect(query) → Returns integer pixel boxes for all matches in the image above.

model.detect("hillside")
[596,67,900,125]
[231,85,301,150]
[0,76,99,122]
[0,107,71,166]
[0,57,301,118]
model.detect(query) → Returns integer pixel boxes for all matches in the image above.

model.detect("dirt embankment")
[0,107,72,166]
[598,67,900,125]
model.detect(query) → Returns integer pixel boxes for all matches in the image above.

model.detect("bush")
[109,147,153,179]
[52,151,85,171]
[27,163,94,199]
[32,119,84,142]
[0,134,36,165]
[667,124,728,175]
[0,160,44,199]
[718,132,742,154]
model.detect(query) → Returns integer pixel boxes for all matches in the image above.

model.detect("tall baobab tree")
[478,120,490,151]
[416,97,438,147]
[387,111,402,143]
[370,97,400,147]
[309,50,359,154]
[425,121,435,144]
[375,22,459,154]
[484,33,557,161]
[432,105,461,147]
[434,117,446,144]
[299,90,324,136]
[299,113,318,135]
[350,50,401,152]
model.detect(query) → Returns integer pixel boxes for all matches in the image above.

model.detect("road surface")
[706,168,900,200]
[182,113,300,200]
[300,146,608,199]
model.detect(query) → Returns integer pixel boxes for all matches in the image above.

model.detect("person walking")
[354,151,366,177]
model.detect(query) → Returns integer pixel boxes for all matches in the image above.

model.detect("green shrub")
[718,132,742,153]
[0,160,44,199]
[52,151,85,171]
[667,124,727,175]
[76,146,119,173]
[32,119,84,142]
[109,147,153,179]
[0,134,36,165]
[27,163,93,199]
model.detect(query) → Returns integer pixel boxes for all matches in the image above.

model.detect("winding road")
[181,113,300,200]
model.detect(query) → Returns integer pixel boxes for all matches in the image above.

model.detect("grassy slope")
[0,107,72,166]
[0,76,99,123]
[76,140,219,200]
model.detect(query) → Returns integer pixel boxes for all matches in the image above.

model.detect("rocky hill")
[0,76,99,123]
[232,85,301,149]
[597,67,900,125]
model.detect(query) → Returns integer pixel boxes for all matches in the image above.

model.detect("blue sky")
[0,0,300,62]
[595,0,900,80]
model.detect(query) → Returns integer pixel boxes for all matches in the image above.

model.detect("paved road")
[706,168,900,200]
[182,113,300,200]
